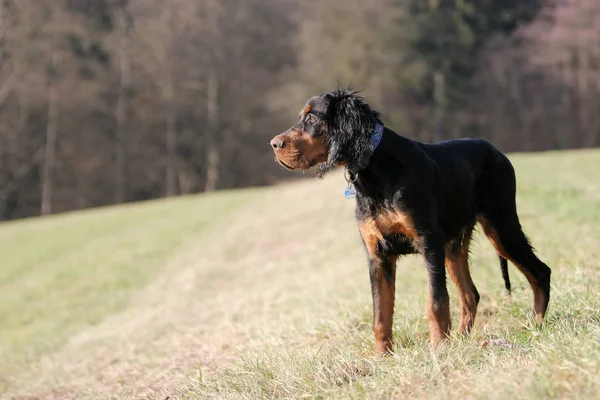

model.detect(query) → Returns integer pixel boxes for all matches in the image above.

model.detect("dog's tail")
[499,256,511,294]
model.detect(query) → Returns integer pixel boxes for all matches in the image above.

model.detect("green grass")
[1,150,600,399]
[0,189,263,374]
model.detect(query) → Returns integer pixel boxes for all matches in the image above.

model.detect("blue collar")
[346,122,384,174]
[343,122,384,199]
[369,122,384,152]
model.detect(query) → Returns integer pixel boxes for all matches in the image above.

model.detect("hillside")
[1,150,599,399]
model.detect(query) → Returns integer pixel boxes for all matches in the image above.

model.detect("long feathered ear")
[317,90,379,178]
[316,141,339,178]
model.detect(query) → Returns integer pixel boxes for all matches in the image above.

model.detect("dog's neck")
[351,127,411,202]
[346,122,384,177]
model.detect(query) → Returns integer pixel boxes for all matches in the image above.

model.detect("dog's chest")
[359,209,419,257]
[372,209,416,238]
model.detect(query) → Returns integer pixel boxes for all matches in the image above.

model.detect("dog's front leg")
[422,232,451,345]
[359,221,398,354]
[368,254,397,354]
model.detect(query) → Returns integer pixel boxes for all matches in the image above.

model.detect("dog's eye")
[307,113,317,123]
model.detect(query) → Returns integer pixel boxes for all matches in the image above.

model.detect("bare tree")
[41,48,60,215]
[12,0,592,221]
[471,0,600,151]
[115,1,131,203]
[161,5,177,196]
[203,67,219,192]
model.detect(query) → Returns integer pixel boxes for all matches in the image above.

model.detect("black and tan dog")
[270,89,551,354]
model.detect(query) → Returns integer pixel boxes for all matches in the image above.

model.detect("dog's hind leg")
[476,152,550,324]
[479,212,551,324]
[446,231,480,334]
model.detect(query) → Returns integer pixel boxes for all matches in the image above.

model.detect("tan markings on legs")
[479,216,546,324]
[359,218,383,261]
[359,211,415,354]
[372,256,397,354]
[362,210,447,347]
[445,234,478,334]
[426,288,451,345]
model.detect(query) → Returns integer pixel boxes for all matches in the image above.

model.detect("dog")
[269,89,551,354]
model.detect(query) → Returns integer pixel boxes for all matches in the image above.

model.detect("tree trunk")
[0,70,16,107]
[162,6,178,197]
[579,52,596,147]
[559,64,572,149]
[432,70,445,143]
[15,96,28,152]
[204,71,219,192]
[569,50,582,149]
[509,69,533,151]
[0,147,44,217]
[165,75,177,196]
[115,5,131,203]
[41,73,59,215]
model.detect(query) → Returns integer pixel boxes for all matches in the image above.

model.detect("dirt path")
[5,172,363,399]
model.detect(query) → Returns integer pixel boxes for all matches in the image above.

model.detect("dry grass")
[1,150,600,399]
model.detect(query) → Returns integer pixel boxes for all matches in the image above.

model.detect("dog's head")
[270,89,381,177]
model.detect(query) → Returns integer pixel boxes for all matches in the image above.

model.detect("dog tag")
[344,184,357,199]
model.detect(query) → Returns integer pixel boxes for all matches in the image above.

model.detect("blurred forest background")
[1,0,599,220]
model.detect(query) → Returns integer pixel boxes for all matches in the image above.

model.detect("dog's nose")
[270,137,285,149]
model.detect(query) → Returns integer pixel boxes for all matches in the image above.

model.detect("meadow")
[1,150,599,399]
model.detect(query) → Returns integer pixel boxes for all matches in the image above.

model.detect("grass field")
[1,150,599,399]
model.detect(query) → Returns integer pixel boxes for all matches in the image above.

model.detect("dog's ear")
[316,141,339,178]
[317,90,377,177]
